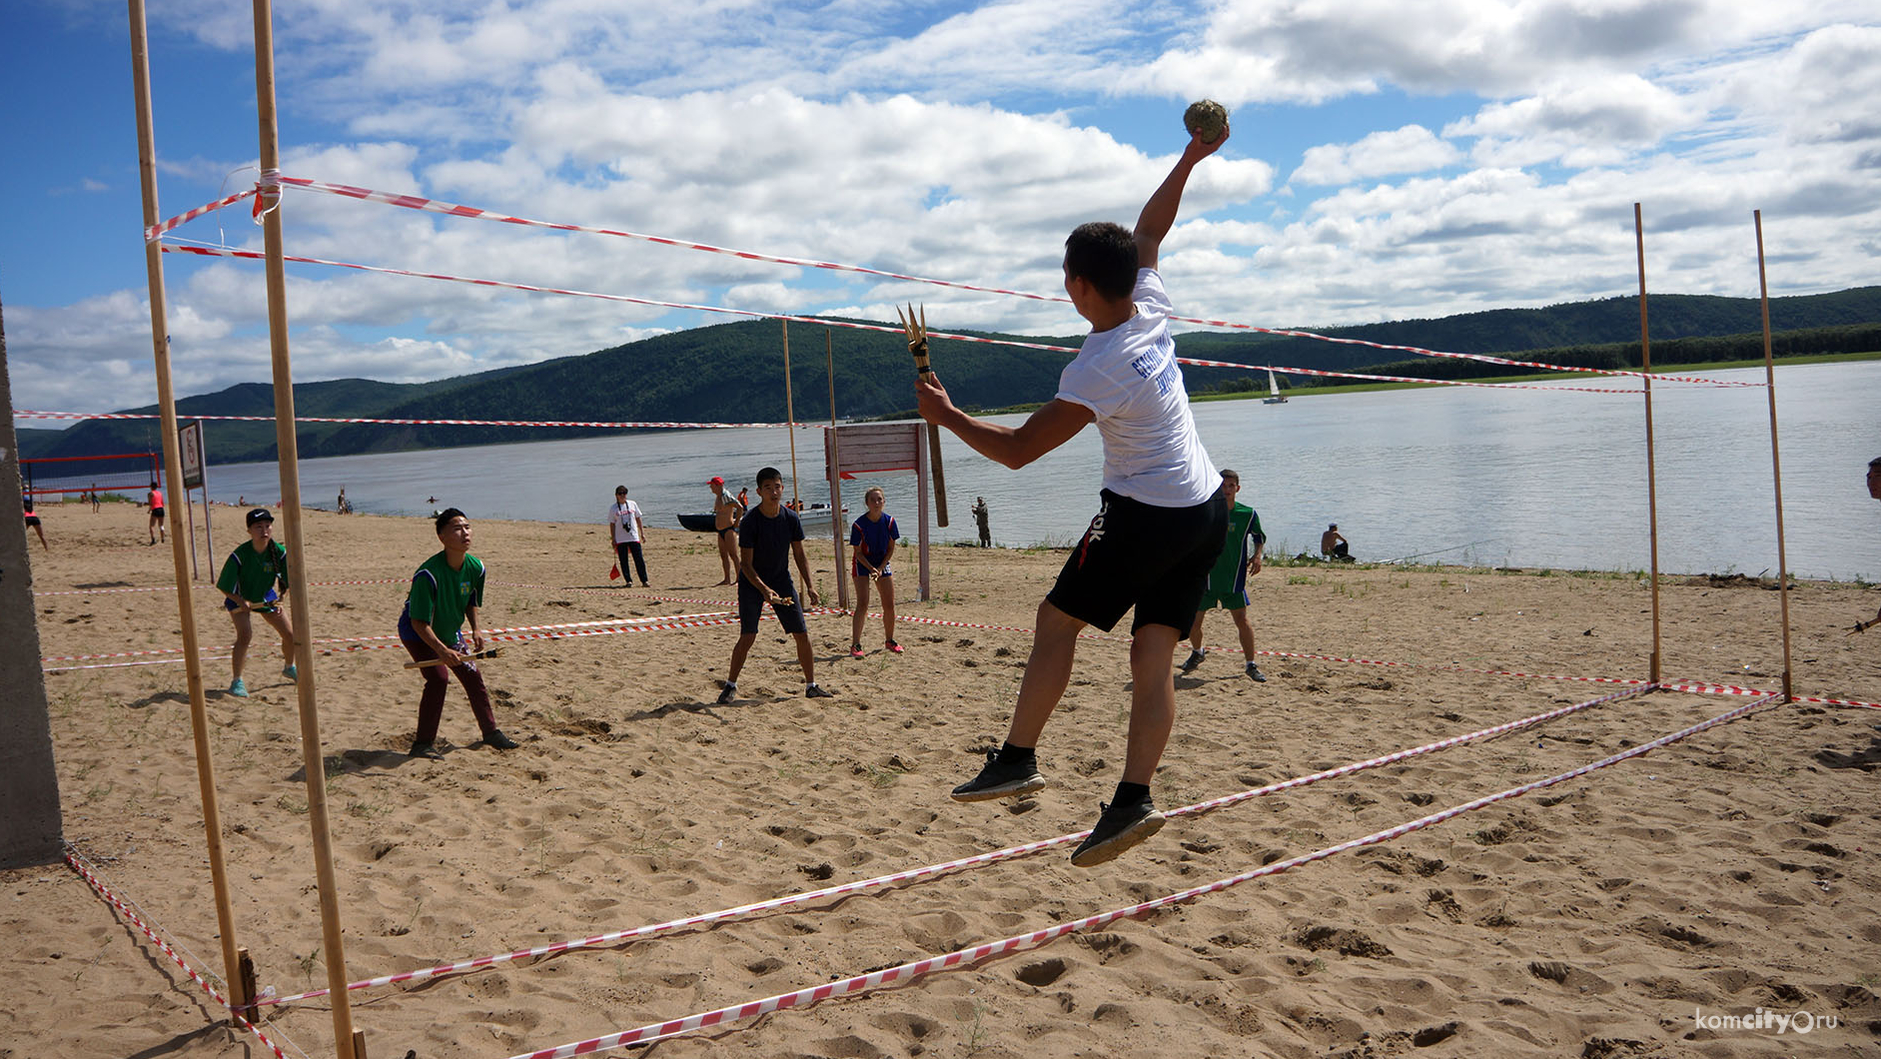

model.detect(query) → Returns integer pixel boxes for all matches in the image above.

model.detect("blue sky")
[4,1,1878,419]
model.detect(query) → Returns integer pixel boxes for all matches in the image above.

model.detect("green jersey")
[1204,502,1263,594]
[216,540,289,603]
[403,551,485,642]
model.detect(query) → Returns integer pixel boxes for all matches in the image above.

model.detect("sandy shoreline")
[5,501,1879,1058]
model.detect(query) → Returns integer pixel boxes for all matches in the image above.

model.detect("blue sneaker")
[228,678,249,698]
[282,663,298,681]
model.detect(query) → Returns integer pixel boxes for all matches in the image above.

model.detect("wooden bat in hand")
[898,303,949,527]
[403,646,502,669]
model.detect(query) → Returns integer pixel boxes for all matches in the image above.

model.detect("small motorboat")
[675,512,719,532]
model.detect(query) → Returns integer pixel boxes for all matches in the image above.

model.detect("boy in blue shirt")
[718,467,834,703]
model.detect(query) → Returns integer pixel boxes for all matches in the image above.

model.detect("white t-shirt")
[1054,269,1216,508]
[608,500,643,544]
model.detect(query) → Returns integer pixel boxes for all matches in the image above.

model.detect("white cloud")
[10,0,1880,419]
[1290,125,1462,186]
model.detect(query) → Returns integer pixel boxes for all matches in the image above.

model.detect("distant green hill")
[23,286,1880,464]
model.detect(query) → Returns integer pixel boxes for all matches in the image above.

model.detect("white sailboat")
[1262,368,1288,404]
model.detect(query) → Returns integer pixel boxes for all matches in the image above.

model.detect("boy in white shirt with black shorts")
[915,123,1231,866]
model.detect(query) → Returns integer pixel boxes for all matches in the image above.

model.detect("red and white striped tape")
[213,176,1749,389]
[265,680,1656,1008]
[144,186,259,241]
[16,402,778,430]
[64,848,295,1059]
[509,692,1782,1058]
[152,240,1673,398]
[38,611,732,665]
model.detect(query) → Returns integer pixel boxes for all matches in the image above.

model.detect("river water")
[203,361,1881,582]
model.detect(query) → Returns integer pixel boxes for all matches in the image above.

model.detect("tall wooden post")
[251,1,359,1053]
[826,331,847,611]
[782,320,801,507]
[127,0,247,1014]
[1753,210,1794,702]
[1633,204,1663,685]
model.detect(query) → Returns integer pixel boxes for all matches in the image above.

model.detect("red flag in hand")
[609,563,621,581]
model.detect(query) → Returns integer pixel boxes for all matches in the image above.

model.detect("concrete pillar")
[0,291,65,867]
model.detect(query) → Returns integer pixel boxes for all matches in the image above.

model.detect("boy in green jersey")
[216,508,296,698]
[398,508,518,758]
[1179,470,1268,682]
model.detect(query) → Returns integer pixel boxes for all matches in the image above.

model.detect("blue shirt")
[738,505,805,587]
[849,512,900,565]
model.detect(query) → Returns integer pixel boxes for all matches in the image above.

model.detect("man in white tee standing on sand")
[607,485,649,587]
[915,123,1232,867]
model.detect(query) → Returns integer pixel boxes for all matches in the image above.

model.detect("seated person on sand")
[1321,523,1351,561]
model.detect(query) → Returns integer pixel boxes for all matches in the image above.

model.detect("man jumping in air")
[916,124,1232,866]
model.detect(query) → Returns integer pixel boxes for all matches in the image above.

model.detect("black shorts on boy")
[1047,489,1228,633]
[737,578,808,635]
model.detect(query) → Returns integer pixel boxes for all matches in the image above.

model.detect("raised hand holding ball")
[1183,99,1229,144]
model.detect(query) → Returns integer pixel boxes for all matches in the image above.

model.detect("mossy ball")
[1183,100,1229,144]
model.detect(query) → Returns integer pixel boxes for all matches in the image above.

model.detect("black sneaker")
[1070,797,1165,867]
[717,683,737,705]
[1246,663,1267,683]
[949,750,1046,802]
[805,684,835,699]
[409,741,443,760]
[484,729,519,750]
[1180,649,1206,673]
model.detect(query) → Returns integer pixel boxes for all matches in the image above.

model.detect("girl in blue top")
[848,487,902,658]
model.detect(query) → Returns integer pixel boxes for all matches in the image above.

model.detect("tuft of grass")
[963,1000,988,1055]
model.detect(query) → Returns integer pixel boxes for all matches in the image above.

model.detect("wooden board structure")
[823,423,932,608]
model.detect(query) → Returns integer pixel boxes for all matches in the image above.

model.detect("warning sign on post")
[178,420,205,490]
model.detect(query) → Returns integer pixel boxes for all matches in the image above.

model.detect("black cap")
[246,507,275,526]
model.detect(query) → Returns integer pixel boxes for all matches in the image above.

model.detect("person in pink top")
[145,481,166,545]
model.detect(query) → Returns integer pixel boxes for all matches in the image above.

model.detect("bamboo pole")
[1633,204,1663,685]
[826,330,848,611]
[126,0,248,1017]
[782,319,800,506]
[250,1,360,1054]
[1753,210,1794,702]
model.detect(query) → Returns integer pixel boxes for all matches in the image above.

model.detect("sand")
[5,499,1879,1058]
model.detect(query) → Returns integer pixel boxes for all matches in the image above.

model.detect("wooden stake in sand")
[249,0,360,1053]
[1633,204,1663,684]
[1753,210,1795,702]
[126,0,247,1015]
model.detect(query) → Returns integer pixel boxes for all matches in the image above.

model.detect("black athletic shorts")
[737,577,807,635]
[1047,488,1228,634]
